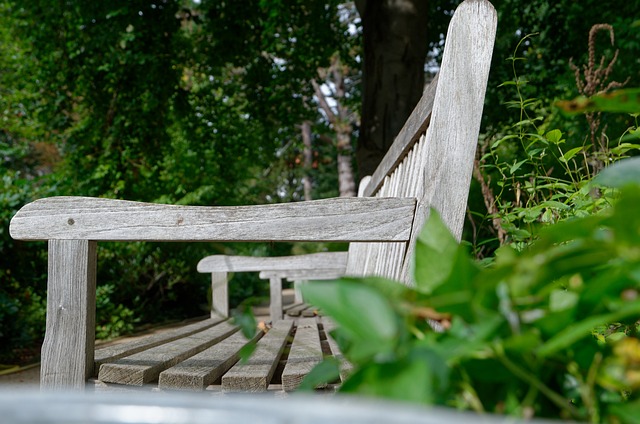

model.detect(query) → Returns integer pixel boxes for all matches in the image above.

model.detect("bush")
[301,157,640,422]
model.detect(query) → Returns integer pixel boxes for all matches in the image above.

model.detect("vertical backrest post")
[401,0,497,282]
[269,277,283,321]
[41,240,97,390]
[211,272,229,318]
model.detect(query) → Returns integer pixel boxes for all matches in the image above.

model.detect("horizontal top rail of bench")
[197,252,348,273]
[10,196,415,242]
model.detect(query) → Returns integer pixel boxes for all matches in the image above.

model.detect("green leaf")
[298,357,341,391]
[302,280,399,360]
[537,301,640,357]
[545,129,564,144]
[559,146,583,163]
[594,157,640,188]
[414,209,460,294]
[610,399,640,424]
[549,289,579,312]
[557,89,640,114]
[509,159,527,175]
[340,347,448,404]
[491,134,519,149]
[232,305,257,339]
[610,143,640,156]
[238,341,256,363]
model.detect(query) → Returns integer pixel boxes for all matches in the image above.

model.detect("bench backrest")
[345,0,497,284]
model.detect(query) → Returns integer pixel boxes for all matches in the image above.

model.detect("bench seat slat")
[322,318,354,383]
[284,303,309,317]
[97,321,239,386]
[158,330,262,391]
[222,320,294,392]
[282,318,324,392]
[95,317,225,368]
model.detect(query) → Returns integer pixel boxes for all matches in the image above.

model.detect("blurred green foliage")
[302,158,640,422]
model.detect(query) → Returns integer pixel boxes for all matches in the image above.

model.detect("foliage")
[301,158,640,422]
[470,30,639,256]
[0,0,351,360]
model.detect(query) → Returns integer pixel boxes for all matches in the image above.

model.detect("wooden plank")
[210,272,228,317]
[322,318,354,383]
[222,320,293,392]
[283,302,305,313]
[284,303,309,317]
[259,269,344,281]
[269,276,283,321]
[10,197,415,243]
[293,280,303,303]
[364,73,438,197]
[94,317,224,368]
[301,307,319,318]
[401,0,497,282]
[158,330,262,391]
[41,240,97,390]
[282,318,323,391]
[197,252,348,273]
[97,321,239,386]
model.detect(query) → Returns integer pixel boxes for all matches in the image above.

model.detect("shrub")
[300,157,640,422]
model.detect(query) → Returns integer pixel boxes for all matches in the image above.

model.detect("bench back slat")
[346,0,497,284]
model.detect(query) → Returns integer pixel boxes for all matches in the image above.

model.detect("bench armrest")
[10,196,415,243]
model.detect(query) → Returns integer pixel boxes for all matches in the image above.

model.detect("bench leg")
[269,277,283,321]
[41,240,97,390]
[211,272,229,318]
[293,280,304,303]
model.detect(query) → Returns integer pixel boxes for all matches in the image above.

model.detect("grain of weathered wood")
[222,320,293,392]
[197,252,348,273]
[283,302,305,314]
[322,318,353,383]
[259,269,344,281]
[94,317,224,368]
[284,303,309,317]
[281,318,323,392]
[400,0,497,282]
[10,197,415,242]
[269,276,283,321]
[210,273,229,317]
[301,307,319,318]
[158,330,262,391]
[98,321,239,386]
[41,240,97,390]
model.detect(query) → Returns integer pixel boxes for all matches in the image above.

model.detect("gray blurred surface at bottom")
[0,389,569,424]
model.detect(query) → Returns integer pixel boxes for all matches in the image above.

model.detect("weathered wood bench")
[196,176,370,322]
[9,0,497,392]
[196,251,348,320]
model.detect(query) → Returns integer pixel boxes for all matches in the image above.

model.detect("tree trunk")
[311,55,357,198]
[301,120,313,201]
[355,0,429,176]
[336,131,356,198]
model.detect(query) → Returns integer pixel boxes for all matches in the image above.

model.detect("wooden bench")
[196,251,348,320]
[197,175,370,322]
[9,0,497,392]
